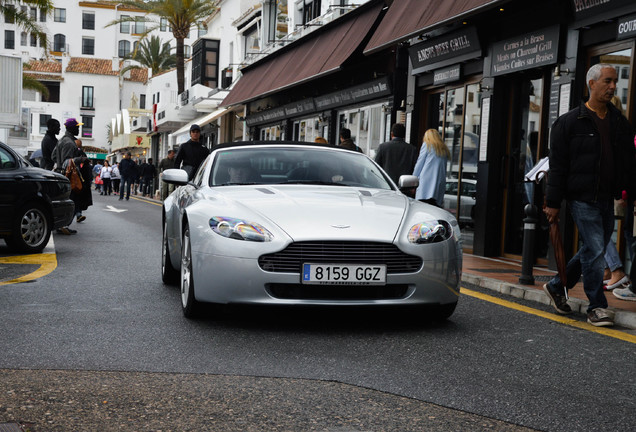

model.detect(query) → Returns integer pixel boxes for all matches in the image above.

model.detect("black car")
[0,141,74,253]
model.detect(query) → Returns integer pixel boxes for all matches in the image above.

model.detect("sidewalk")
[462,253,636,330]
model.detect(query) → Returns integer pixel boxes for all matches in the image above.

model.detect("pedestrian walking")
[338,128,363,153]
[543,63,636,326]
[40,118,60,171]
[100,160,113,195]
[111,162,120,195]
[118,152,137,201]
[375,123,418,185]
[412,128,450,207]
[158,150,176,200]
[52,119,83,235]
[141,158,156,197]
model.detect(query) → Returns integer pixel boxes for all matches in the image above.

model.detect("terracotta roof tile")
[24,60,62,73]
[126,68,148,83]
[66,57,120,76]
[24,72,64,81]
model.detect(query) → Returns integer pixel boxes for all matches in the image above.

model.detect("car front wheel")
[162,220,179,285]
[6,203,51,253]
[180,226,202,318]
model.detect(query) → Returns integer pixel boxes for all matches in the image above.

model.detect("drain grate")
[0,424,24,432]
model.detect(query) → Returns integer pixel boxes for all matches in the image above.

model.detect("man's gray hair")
[586,63,614,93]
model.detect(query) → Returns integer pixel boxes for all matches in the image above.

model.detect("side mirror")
[398,175,419,198]
[162,168,190,185]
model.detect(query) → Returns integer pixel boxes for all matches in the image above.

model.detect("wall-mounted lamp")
[554,65,572,77]
[478,83,492,92]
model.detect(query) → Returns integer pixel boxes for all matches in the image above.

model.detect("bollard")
[519,203,538,285]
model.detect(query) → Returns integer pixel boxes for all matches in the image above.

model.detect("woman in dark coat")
[72,140,93,223]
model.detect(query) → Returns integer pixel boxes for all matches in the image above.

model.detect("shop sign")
[490,26,559,77]
[85,152,106,160]
[314,78,391,111]
[408,27,481,74]
[572,0,634,23]
[433,65,461,85]
[246,107,286,127]
[617,14,636,40]
[284,99,316,117]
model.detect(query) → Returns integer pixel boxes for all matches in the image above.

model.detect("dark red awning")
[364,0,505,55]
[222,2,384,107]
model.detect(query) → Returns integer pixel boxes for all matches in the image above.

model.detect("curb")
[462,273,636,330]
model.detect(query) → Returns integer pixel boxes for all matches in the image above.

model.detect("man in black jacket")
[118,152,137,201]
[374,123,418,184]
[174,124,209,179]
[543,63,636,327]
[40,118,60,170]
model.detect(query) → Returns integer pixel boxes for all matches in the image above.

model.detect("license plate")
[302,263,386,285]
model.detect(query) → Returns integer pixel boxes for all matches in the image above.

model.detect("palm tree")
[106,0,219,95]
[1,0,52,96]
[122,35,177,77]
[0,0,50,49]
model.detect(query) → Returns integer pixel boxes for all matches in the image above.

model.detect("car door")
[0,144,27,233]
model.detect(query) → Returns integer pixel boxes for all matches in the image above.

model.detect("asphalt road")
[1,193,635,431]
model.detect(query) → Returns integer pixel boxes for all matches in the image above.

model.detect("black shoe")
[76,215,86,223]
[68,228,77,234]
[587,308,614,327]
[118,198,123,201]
[57,227,72,235]
[543,283,572,314]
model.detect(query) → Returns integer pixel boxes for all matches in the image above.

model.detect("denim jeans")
[604,239,622,272]
[548,199,614,312]
[119,176,133,199]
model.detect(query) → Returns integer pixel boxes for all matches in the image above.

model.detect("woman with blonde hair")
[412,128,450,207]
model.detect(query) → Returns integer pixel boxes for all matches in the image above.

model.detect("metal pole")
[519,203,538,285]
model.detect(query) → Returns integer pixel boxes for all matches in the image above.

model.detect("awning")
[364,0,505,55]
[222,1,384,107]
[170,107,230,144]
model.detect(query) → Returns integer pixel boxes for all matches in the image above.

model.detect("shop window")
[591,46,632,117]
[54,8,65,23]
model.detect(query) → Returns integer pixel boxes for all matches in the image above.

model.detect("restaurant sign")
[617,14,636,40]
[408,27,481,74]
[433,65,461,85]
[491,26,559,76]
[572,0,634,23]
[314,78,391,111]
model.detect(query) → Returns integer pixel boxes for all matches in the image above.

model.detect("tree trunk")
[175,37,185,95]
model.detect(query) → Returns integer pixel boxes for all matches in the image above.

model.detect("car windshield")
[209,146,393,190]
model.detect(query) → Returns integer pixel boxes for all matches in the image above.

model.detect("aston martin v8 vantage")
[162,142,462,319]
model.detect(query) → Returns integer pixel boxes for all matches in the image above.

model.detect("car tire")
[180,226,202,318]
[161,221,179,285]
[6,203,51,253]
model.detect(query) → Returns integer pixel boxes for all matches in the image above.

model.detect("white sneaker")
[613,285,636,302]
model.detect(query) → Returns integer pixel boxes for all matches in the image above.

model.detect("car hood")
[210,186,413,242]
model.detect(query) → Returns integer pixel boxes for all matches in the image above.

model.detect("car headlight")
[408,220,453,244]
[210,217,273,242]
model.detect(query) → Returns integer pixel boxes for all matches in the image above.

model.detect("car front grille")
[258,241,422,273]
[266,283,409,300]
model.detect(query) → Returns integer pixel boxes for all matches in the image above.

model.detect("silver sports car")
[162,142,462,319]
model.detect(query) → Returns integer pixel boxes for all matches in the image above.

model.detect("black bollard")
[519,203,538,285]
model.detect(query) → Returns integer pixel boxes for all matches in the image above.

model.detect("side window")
[0,147,17,170]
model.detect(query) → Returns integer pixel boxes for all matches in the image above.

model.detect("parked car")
[0,141,74,252]
[162,141,462,320]
[443,178,476,227]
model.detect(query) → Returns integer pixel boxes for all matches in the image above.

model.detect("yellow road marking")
[0,253,57,286]
[462,287,636,344]
[131,197,162,207]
